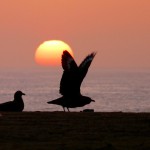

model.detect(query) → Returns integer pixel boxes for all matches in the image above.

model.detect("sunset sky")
[0,0,150,70]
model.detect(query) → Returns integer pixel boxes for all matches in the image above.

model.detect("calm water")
[0,69,150,112]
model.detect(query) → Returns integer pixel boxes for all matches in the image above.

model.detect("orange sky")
[0,0,150,70]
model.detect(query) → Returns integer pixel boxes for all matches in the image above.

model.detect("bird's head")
[89,98,95,103]
[83,96,95,104]
[91,99,95,102]
[14,91,25,99]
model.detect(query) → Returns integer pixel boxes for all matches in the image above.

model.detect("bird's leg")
[67,108,70,112]
[63,107,66,112]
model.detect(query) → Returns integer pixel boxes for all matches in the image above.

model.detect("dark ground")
[0,112,150,150]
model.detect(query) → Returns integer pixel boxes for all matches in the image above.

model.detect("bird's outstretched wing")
[59,51,80,96]
[61,50,77,71]
[79,52,96,84]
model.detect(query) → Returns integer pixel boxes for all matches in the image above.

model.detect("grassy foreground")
[0,112,150,150]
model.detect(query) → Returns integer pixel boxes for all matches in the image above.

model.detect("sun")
[35,40,73,66]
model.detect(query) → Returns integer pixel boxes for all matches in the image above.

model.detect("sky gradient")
[0,0,150,70]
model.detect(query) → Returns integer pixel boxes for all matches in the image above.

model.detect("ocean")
[0,69,150,112]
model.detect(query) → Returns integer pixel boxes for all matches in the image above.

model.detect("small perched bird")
[47,50,96,112]
[0,91,25,112]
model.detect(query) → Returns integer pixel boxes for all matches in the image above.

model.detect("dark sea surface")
[0,69,150,112]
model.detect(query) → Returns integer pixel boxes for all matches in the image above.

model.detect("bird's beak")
[91,99,95,102]
[22,93,26,96]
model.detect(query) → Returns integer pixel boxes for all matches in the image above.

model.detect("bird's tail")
[47,100,57,104]
[47,97,64,105]
[47,101,55,104]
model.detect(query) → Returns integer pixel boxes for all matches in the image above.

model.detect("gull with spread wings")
[47,50,96,112]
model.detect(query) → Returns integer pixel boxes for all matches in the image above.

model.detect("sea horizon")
[0,69,150,112]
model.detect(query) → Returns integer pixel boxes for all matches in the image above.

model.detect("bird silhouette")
[0,91,25,112]
[47,50,96,112]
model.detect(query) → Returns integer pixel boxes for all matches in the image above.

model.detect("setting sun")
[35,40,73,66]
